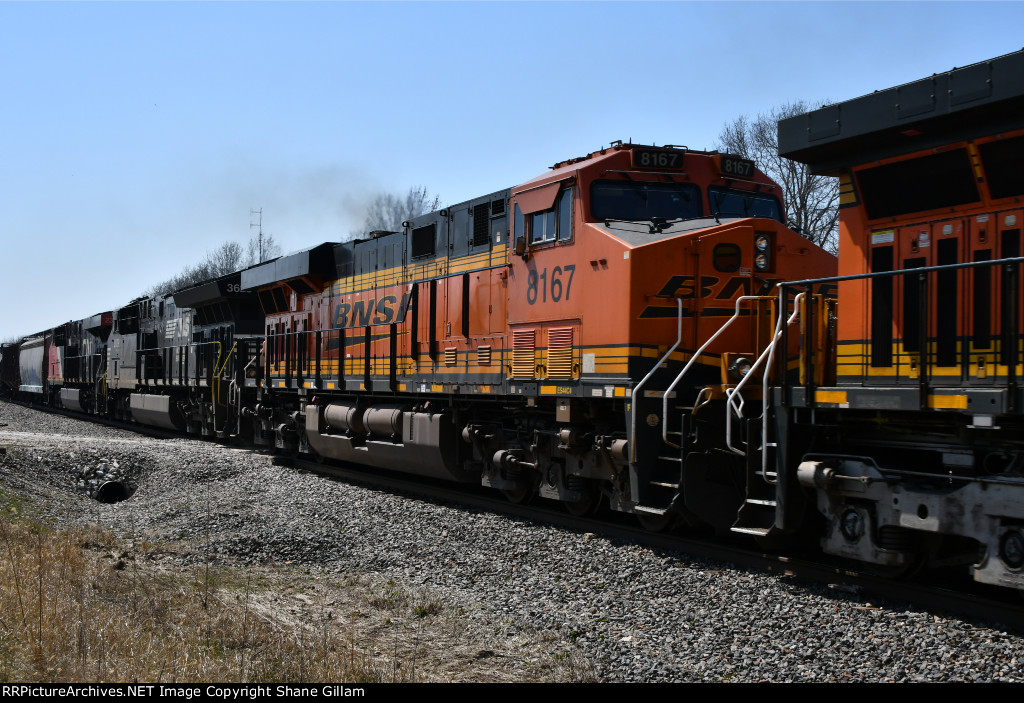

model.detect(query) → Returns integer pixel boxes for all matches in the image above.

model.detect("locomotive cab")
[502,142,836,525]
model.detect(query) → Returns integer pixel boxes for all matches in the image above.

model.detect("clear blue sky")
[2,1,1022,339]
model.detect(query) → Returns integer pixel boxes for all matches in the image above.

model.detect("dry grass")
[0,517,410,683]
[0,491,595,683]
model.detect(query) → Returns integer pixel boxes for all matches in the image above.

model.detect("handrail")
[212,341,237,433]
[661,296,762,449]
[779,253,1024,288]
[751,290,806,482]
[629,298,683,464]
[213,341,237,405]
[722,293,805,456]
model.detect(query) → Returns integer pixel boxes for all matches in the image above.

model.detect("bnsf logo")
[333,293,412,329]
[639,275,836,318]
[654,275,781,300]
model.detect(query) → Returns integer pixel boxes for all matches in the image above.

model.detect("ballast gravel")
[1,401,1022,683]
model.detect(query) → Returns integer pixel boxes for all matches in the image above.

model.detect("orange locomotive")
[240,141,836,524]
[777,50,1024,588]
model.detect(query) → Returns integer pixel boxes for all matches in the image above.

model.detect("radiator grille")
[444,347,458,367]
[512,329,536,378]
[477,345,492,366]
[472,204,490,247]
[547,327,574,379]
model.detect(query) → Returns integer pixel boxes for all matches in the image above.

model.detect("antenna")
[250,208,263,262]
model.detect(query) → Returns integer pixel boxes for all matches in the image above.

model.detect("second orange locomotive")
[239,141,836,523]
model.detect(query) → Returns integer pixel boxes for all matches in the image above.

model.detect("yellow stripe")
[928,394,968,410]
[326,245,509,296]
[815,390,848,404]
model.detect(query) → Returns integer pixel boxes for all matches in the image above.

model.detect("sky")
[2,0,1023,339]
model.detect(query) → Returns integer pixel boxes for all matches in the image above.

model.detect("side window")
[530,209,555,244]
[529,188,573,244]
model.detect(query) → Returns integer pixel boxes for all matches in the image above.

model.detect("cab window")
[530,187,573,244]
[591,180,701,221]
[708,187,783,222]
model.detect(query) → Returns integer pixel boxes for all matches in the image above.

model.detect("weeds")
[0,516,411,683]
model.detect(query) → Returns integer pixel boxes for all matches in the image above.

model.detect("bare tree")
[207,241,245,275]
[147,240,260,297]
[244,233,282,268]
[361,186,441,234]
[718,101,839,254]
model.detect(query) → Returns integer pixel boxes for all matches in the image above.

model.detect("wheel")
[502,483,533,504]
[564,487,602,517]
[863,557,925,580]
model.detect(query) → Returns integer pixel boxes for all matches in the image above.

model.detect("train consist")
[3,50,1023,593]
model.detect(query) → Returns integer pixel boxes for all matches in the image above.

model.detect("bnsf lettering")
[715,277,781,299]
[333,293,411,329]
[656,275,718,298]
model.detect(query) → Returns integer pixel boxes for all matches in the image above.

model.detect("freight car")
[773,49,1024,590]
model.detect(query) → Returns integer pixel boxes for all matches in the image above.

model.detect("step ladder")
[727,291,805,538]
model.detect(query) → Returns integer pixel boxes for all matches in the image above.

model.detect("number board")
[719,155,756,178]
[632,149,685,169]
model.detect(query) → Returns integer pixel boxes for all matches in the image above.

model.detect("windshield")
[590,180,702,222]
[708,187,783,221]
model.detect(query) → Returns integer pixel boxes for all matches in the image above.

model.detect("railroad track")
[6,397,1024,633]
[282,454,1024,634]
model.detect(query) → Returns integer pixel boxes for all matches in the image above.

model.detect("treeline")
[148,186,441,298]
[147,235,282,297]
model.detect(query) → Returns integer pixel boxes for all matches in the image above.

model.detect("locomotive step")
[744,498,777,507]
[633,505,668,515]
[730,526,772,537]
[650,481,680,489]
[656,456,683,463]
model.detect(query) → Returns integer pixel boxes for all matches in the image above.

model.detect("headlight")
[754,253,769,270]
[755,234,770,251]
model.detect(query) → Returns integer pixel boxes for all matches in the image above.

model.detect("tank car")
[238,143,836,526]
[775,50,1024,588]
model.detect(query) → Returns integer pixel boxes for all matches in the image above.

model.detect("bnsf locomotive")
[4,49,1024,594]
[774,49,1024,591]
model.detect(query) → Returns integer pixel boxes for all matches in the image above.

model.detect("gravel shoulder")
[1,401,1022,683]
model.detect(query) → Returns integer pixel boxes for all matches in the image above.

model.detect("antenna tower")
[249,208,264,262]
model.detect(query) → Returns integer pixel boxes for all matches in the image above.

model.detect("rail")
[778,253,1024,413]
